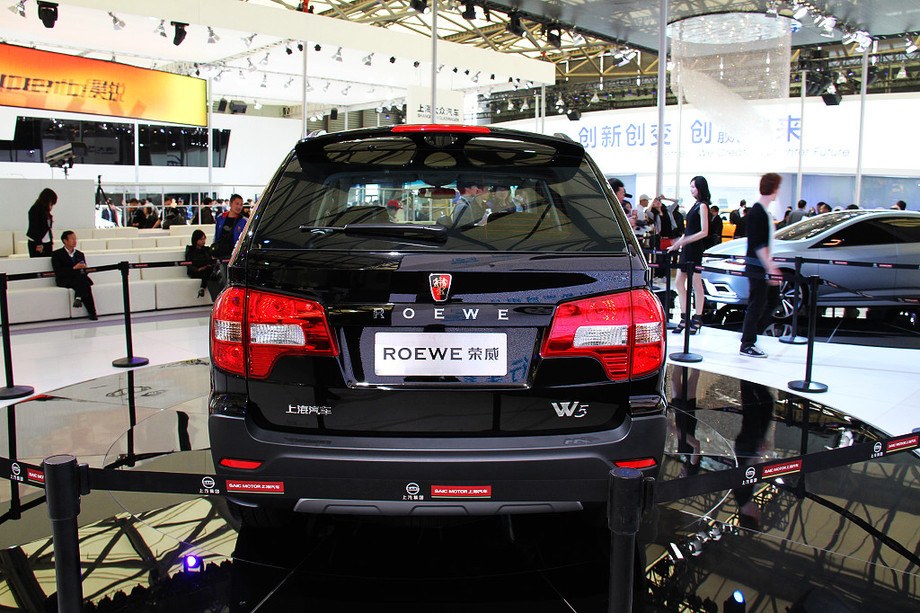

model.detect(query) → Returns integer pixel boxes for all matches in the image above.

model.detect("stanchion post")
[788,275,828,393]
[669,263,703,363]
[126,370,136,467]
[7,405,20,520]
[780,256,807,345]
[607,467,644,613]
[112,261,149,368]
[43,455,85,613]
[0,273,34,399]
[663,251,676,330]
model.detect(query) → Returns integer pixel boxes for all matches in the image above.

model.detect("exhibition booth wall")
[1,90,918,215]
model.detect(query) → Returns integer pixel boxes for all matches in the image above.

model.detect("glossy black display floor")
[1,361,918,612]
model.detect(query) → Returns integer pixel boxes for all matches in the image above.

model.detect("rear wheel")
[773,271,807,320]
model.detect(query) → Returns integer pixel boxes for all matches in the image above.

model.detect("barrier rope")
[0,431,916,505]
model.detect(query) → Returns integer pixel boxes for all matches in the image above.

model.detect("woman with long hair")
[185,229,221,300]
[667,176,711,334]
[27,188,57,257]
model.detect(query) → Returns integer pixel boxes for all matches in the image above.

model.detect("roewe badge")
[429,273,452,302]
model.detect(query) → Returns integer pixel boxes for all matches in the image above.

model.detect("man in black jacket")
[52,231,97,320]
[740,175,782,358]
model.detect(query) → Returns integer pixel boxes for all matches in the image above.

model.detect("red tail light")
[220,458,263,470]
[391,124,490,133]
[614,458,657,469]
[540,289,665,381]
[211,288,338,379]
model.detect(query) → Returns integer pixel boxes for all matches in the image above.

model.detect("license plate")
[375,332,508,376]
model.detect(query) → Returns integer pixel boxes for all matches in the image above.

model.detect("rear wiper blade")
[299,223,447,243]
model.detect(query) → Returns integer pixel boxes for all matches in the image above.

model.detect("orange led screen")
[0,43,207,126]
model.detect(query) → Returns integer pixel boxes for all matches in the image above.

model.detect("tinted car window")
[879,216,920,242]
[815,219,899,248]
[776,211,864,241]
[251,134,627,253]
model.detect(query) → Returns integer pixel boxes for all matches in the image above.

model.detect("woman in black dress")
[185,229,221,300]
[27,188,57,257]
[667,176,711,334]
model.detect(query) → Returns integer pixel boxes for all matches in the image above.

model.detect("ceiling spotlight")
[9,1,25,18]
[286,45,293,55]
[546,26,562,49]
[363,52,374,66]
[409,0,428,13]
[490,73,495,80]
[108,11,125,30]
[506,12,524,37]
[36,1,57,28]
[896,64,908,79]
[765,0,779,18]
[243,33,256,48]
[341,85,351,95]
[413,61,420,68]
[207,26,219,43]
[437,64,444,72]
[507,100,514,111]
[214,70,224,82]
[332,47,343,62]
[590,92,600,104]
[555,94,564,107]
[571,32,586,45]
[389,56,396,63]
[246,58,256,72]
[285,77,294,88]
[907,39,919,54]
[254,101,263,110]
[462,1,476,20]
[305,80,313,92]
[471,71,480,83]
[260,52,270,65]
[297,42,304,51]
[260,75,267,88]
[323,81,330,92]
[154,19,166,37]
[836,72,847,84]
[172,22,187,46]
[314,43,322,52]
[521,99,529,111]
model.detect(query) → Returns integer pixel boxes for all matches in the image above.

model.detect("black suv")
[209,125,667,521]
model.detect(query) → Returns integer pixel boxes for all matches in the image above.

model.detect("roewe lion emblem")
[429,273,452,302]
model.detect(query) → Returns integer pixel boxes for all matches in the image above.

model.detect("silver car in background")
[702,210,920,318]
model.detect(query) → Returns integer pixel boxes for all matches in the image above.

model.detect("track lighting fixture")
[546,25,561,49]
[409,0,428,13]
[243,33,256,48]
[260,75,267,88]
[171,22,187,46]
[314,43,321,52]
[471,71,480,83]
[332,47,343,62]
[207,26,219,43]
[108,11,125,30]
[260,52,270,65]
[297,42,304,51]
[36,1,56,28]
[155,19,167,37]
[413,61,420,68]
[462,1,476,20]
[389,56,396,63]
[363,53,374,66]
[341,85,351,95]
[9,1,25,18]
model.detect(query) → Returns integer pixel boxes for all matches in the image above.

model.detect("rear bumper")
[209,401,666,516]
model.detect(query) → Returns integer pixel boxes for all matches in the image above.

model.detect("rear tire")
[773,271,807,320]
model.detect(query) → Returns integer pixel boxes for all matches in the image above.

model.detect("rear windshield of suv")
[251,133,628,253]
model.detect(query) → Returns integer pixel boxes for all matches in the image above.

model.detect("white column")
[855,49,869,205]
[796,70,805,205]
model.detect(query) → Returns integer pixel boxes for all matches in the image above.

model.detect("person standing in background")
[27,188,57,257]
[213,194,248,284]
[739,173,783,358]
[708,205,723,248]
[787,199,808,225]
[667,176,711,335]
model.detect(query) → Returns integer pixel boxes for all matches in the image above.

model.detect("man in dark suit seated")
[52,231,98,321]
